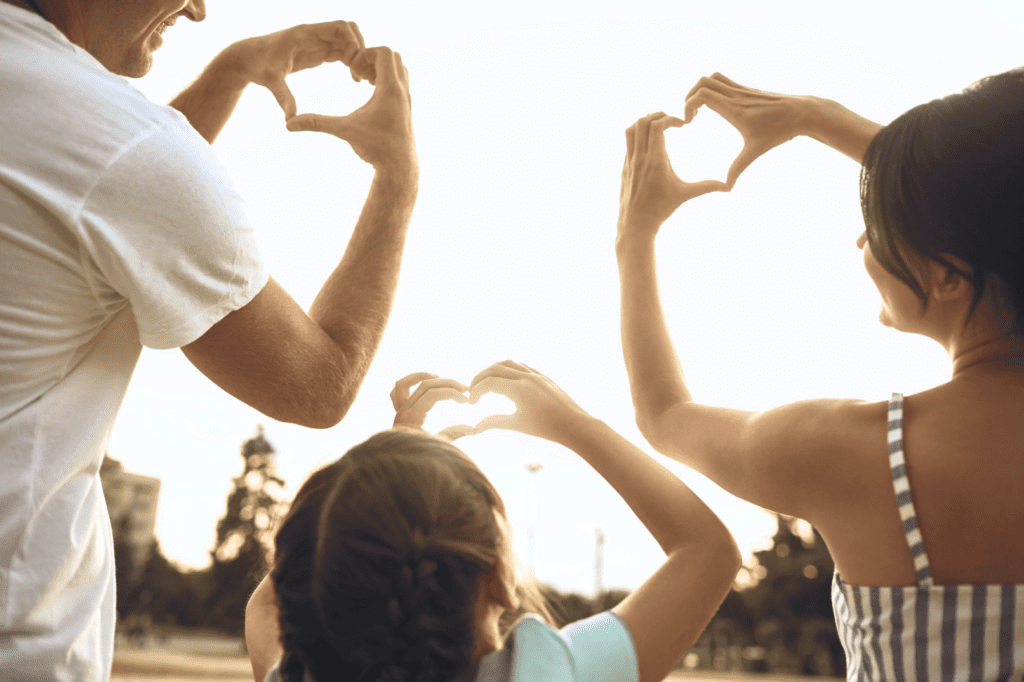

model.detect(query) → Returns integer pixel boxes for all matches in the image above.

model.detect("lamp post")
[595,527,605,598]
[524,462,543,580]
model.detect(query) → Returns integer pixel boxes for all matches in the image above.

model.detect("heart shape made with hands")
[421,392,516,436]
[666,109,744,185]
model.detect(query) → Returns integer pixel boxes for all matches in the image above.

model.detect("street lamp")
[524,462,543,580]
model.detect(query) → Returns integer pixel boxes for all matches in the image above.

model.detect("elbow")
[717,530,744,588]
[701,531,744,595]
[284,352,367,428]
[287,390,356,429]
[271,375,359,429]
[634,404,677,454]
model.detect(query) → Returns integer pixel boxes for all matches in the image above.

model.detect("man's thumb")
[286,114,329,134]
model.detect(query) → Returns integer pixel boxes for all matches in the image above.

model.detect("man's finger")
[649,115,684,155]
[684,87,737,127]
[634,111,667,157]
[267,77,298,120]
[726,143,763,188]
[349,48,377,84]
[349,21,365,51]
[686,178,731,198]
[684,74,736,104]
[285,113,329,133]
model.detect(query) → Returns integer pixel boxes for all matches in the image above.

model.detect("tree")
[741,514,844,677]
[204,426,286,633]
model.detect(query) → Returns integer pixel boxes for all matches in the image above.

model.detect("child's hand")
[390,372,475,441]
[468,361,590,444]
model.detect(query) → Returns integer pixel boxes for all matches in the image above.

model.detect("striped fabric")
[832,393,1024,682]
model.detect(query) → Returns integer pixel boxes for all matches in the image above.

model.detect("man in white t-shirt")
[0,0,419,678]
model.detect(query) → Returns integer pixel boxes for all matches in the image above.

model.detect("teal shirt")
[264,611,639,682]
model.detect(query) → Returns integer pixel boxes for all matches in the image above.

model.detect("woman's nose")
[856,232,867,250]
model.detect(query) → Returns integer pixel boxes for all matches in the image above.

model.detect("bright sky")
[110,0,1024,595]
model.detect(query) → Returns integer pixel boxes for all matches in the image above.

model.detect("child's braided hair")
[272,430,518,682]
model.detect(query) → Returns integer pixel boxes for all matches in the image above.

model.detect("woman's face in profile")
[858,231,923,333]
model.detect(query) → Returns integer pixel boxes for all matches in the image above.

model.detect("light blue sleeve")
[264,660,282,682]
[561,611,639,682]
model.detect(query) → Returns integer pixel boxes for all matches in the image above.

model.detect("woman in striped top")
[615,69,1024,682]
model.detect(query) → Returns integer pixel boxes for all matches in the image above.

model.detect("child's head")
[860,67,1024,332]
[272,429,519,682]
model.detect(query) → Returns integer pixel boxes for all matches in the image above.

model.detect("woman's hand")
[468,361,591,444]
[683,73,817,188]
[617,113,728,241]
[391,372,475,441]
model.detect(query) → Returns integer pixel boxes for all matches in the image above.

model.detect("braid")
[305,534,480,682]
[273,431,512,682]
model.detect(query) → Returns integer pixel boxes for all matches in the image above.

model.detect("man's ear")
[930,254,974,303]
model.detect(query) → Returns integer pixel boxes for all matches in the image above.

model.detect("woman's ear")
[930,254,974,303]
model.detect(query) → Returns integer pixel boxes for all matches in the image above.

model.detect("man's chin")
[108,52,155,79]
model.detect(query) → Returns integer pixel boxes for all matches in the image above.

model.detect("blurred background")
[101,0,1023,677]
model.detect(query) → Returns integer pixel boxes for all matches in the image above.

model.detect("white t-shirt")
[263,612,639,682]
[0,5,269,680]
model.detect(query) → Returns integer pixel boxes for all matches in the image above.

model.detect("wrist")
[210,39,259,90]
[615,229,657,258]
[373,158,419,193]
[801,96,848,144]
[550,412,606,451]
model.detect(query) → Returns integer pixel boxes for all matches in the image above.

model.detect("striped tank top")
[831,393,1024,682]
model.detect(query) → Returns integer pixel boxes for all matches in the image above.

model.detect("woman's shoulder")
[475,613,638,682]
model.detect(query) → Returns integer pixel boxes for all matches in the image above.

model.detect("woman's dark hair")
[860,67,1024,332]
[271,430,541,682]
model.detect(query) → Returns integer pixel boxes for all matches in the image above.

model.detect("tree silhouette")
[741,514,844,677]
[204,426,286,633]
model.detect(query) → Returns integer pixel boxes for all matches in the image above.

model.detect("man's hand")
[286,46,416,175]
[617,113,728,240]
[228,21,368,120]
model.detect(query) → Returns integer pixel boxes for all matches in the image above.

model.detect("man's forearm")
[616,234,693,436]
[169,43,250,144]
[307,168,419,415]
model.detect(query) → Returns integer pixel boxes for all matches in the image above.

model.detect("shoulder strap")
[888,392,933,587]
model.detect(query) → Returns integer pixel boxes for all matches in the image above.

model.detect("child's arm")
[469,361,742,682]
[245,575,284,682]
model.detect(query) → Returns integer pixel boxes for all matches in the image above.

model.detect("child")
[245,361,741,682]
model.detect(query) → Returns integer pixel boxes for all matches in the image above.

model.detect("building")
[100,455,161,580]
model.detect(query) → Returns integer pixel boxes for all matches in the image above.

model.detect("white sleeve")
[77,119,269,349]
[562,611,639,682]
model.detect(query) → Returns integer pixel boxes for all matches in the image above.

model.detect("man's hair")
[860,67,1024,332]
